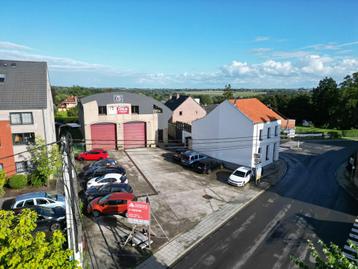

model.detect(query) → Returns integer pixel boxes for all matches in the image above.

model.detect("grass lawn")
[295,126,340,133]
[296,126,358,139]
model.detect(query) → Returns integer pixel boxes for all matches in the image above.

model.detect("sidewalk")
[336,163,358,200]
[137,159,287,269]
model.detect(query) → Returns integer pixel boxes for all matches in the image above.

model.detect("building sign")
[107,104,130,115]
[127,201,151,226]
[113,95,123,103]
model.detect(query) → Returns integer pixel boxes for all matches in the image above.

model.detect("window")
[179,111,183,116]
[24,199,35,207]
[12,133,35,145]
[36,199,49,205]
[153,104,162,113]
[258,147,261,154]
[131,105,139,114]
[15,201,24,208]
[16,161,28,173]
[259,129,263,141]
[267,127,271,139]
[0,163,3,171]
[275,126,278,136]
[98,106,107,115]
[10,112,33,125]
[0,74,5,83]
[266,145,270,161]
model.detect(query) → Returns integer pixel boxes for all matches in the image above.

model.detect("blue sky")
[1,0,358,88]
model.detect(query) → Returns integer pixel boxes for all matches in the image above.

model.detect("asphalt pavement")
[172,140,358,269]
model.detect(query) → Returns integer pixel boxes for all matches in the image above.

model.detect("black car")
[83,166,126,180]
[191,158,222,174]
[83,158,118,171]
[85,183,133,201]
[172,148,188,162]
[14,206,66,232]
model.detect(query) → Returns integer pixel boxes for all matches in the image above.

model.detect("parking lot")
[78,147,269,268]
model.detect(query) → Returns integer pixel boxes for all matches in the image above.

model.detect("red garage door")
[91,123,116,150]
[124,122,146,149]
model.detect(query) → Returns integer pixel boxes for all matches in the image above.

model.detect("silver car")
[11,192,65,209]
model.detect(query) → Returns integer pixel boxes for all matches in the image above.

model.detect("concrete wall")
[171,97,207,124]
[192,101,254,168]
[82,101,159,150]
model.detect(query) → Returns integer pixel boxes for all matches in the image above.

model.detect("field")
[183,90,266,97]
[296,126,358,139]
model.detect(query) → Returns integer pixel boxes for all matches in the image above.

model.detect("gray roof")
[204,104,218,113]
[165,95,189,111]
[0,60,48,110]
[81,92,172,129]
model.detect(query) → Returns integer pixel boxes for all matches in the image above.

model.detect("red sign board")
[116,106,129,114]
[127,201,150,225]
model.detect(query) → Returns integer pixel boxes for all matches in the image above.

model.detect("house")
[79,92,172,150]
[165,94,207,141]
[280,118,296,138]
[0,60,56,175]
[58,95,78,111]
[192,98,281,169]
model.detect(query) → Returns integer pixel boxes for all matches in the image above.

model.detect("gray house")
[0,60,56,173]
[79,92,171,150]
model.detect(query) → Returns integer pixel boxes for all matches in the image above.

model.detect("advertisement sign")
[127,201,150,225]
[107,104,130,115]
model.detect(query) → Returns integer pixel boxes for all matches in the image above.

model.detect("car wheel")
[79,157,84,161]
[50,222,61,231]
[93,210,101,217]
[124,211,128,218]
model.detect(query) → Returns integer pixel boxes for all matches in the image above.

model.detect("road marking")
[347,239,358,246]
[352,228,358,234]
[354,223,358,228]
[350,233,358,240]
[233,204,292,269]
[344,245,355,252]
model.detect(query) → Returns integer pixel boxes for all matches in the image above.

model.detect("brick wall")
[0,120,15,176]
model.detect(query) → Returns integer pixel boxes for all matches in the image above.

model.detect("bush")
[28,173,44,187]
[8,174,28,189]
[342,129,358,137]
[0,170,6,196]
[326,131,342,138]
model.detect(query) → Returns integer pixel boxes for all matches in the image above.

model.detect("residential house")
[79,92,172,150]
[0,60,56,174]
[165,94,207,142]
[58,95,78,111]
[192,98,281,169]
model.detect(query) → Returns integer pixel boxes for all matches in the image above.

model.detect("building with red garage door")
[79,92,172,150]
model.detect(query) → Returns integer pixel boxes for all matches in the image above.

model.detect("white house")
[191,98,281,169]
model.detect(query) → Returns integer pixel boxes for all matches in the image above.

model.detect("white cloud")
[251,48,272,54]
[261,60,295,76]
[0,41,31,50]
[254,36,270,42]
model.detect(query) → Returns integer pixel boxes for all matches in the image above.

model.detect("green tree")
[28,138,61,186]
[0,209,78,268]
[67,106,79,117]
[312,77,339,127]
[223,84,234,100]
[291,239,357,269]
[339,72,358,129]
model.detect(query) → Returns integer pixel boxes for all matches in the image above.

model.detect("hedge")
[342,129,358,137]
[8,174,28,189]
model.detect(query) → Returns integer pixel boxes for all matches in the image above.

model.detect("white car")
[228,167,253,187]
[86,173,128,189]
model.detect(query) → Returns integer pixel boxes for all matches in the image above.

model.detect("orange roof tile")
[229,98,282,123]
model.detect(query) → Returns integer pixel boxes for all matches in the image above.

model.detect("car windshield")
[45,193,56,200]
[99,194,111,203]
[95,175,105,182]
[182,155,191,161]
[233,170,246,177]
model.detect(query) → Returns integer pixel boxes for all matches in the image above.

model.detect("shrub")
[0,170,6,196]
[8,174,28,189]
[28,173,44,187]
[327,131,342,139]
[342,129,358,137]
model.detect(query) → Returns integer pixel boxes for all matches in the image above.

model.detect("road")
[173,140,358,269]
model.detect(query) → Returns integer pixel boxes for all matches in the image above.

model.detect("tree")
[223,84,234,100]
[291,239,358,269]
[28,138,61,186]
[0,170,5,197]
[338,72,358,129]
[0,209,78,268]
[312,77,339,127]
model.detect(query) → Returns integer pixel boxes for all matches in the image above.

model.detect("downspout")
[42,109,48,144]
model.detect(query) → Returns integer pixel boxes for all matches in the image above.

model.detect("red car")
[75,149,109,161]
[87,192,135,217]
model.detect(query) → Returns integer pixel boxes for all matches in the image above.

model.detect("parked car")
[86,173,128,189]
[172,148,188,163]
[191,158,222,174]
[75,149,109,161]
[228,167,253,187]
[14,206,66,231]
[11,192,65,209]
[83,158,118,171]
[87,192,136,217]
[83,166,126,180]
[85,183,133,201]
[181,151,207,167]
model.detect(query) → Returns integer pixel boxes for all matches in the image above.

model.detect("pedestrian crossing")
[343,218,358,261]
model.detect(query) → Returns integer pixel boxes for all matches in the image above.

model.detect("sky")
[1,0,358,88]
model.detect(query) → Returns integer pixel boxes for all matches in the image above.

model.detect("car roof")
[183,150,198,156]
[16,192,47,201]
[236,166,251,173]
[107,192,134,200]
